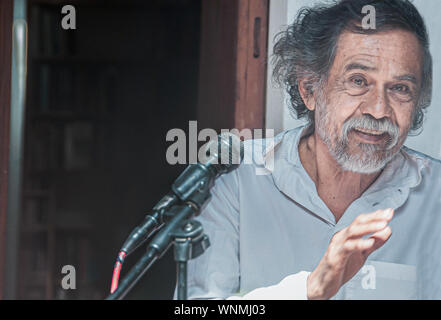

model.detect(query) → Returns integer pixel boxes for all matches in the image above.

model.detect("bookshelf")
[18,1,113,299]
[17,0,202,300]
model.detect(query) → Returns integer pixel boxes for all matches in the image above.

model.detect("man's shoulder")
[238,127,304,177]
[241,127,303,161]
[402,146,441,166]
[401,146,441,183]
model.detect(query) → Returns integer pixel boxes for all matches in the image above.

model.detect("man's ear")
[298,78,317,111]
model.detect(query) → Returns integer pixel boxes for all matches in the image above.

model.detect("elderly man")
[185,0,440,299]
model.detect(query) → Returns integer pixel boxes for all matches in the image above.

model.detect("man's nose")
[359,87,392,119]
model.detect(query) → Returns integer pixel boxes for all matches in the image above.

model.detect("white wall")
[265,0,441,159]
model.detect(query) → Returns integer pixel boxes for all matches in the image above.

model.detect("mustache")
[341,115,400,149]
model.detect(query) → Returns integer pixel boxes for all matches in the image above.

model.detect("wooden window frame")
[0,0,13,300]
[197,0,269,132]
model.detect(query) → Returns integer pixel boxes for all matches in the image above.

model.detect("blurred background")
[8,0,202,300]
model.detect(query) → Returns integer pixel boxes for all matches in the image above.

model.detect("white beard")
[314,95,401,174]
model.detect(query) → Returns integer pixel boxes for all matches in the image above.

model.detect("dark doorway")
[19,0,201,299]
[3,0,269,300]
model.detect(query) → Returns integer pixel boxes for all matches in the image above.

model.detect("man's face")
[315,29,423,174]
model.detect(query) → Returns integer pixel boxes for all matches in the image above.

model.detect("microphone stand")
[106,171,214,300]
[171,218,210,300]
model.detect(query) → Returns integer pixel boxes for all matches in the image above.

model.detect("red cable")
[110,251,127,294]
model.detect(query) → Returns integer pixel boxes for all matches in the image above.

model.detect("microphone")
[108,132,243,299]
[109,132,243,295]
[119,132,243,256]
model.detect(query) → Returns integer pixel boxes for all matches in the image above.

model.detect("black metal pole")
[176,261,187,300]
[106,204,197,300]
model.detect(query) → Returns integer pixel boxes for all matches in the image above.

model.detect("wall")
[266,0,441,159]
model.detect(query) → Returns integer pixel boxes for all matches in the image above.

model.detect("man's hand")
[307,208,394,300]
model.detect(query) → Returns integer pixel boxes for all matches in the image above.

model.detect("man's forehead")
[343,54,407,71]
[335,30,423,73]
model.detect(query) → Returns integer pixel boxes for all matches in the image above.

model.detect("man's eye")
[389,84,413,102]
[350,76,368,87]
[344,75,369,96]
[391,84,410,93]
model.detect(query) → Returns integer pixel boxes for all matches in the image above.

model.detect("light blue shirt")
[185,125,441,299]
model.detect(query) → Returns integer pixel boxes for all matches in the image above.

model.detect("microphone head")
[200,132,244,173]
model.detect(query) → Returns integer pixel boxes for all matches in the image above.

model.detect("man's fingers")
[346,220,388,239]
[342,238,376,253]
[339,226,393,260]
[343,208,394,239]
[364,226,393,255]
[370,225,392,241]
[353,209,394,225]
[331,209,394,256]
